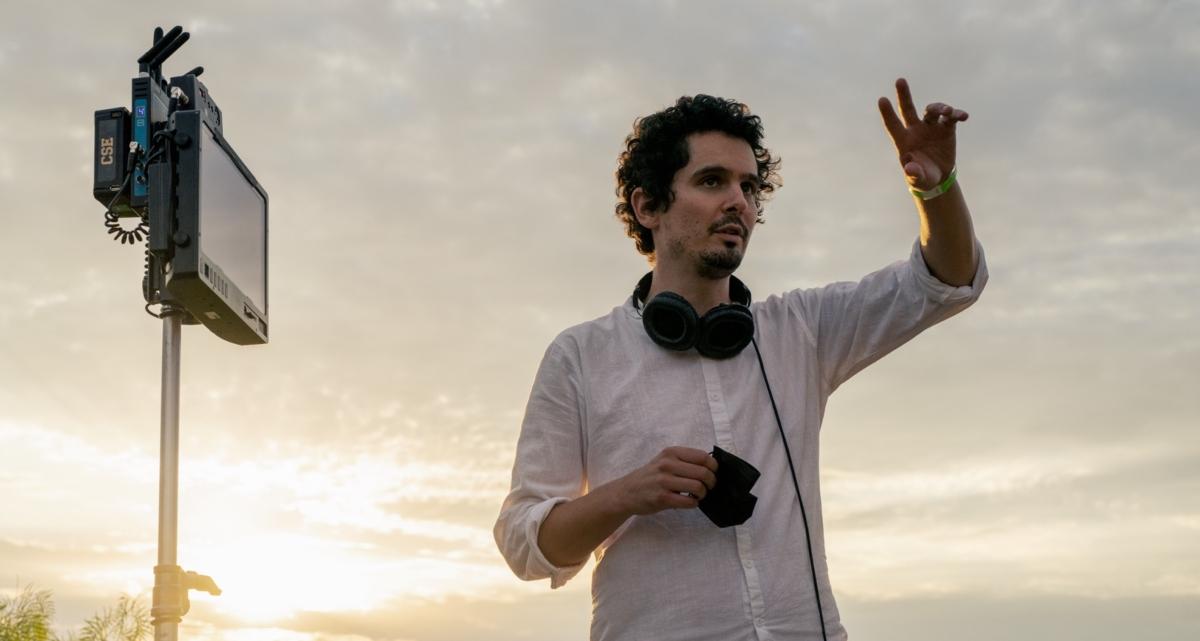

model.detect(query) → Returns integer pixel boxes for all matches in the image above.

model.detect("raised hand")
[878,78,968,190]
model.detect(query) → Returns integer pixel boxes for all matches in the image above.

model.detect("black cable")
[103,145,146,244]
[103,211,147,245]
[102,166,134,215]
[103,130,173,245]
[751,337,829,641]
[102,166,147,245]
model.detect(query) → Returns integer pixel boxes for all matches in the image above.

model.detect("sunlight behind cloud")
[183,533,511,624]
[187,620,380,641]
[0,417,514,627]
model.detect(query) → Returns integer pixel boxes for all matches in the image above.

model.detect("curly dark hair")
[614,94,781,260]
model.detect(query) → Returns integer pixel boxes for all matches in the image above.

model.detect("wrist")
[910,166,958,201]
[597,476,637,520]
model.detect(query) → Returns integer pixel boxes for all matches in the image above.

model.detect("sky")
[1,0,1198,639]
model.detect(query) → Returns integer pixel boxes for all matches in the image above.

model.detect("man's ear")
[631,187,660,230]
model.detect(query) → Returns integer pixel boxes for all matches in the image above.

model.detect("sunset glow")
[3,2,1199,640]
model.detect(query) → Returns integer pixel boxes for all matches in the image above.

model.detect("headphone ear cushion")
[642,292,700,351]
[696,305,755,359]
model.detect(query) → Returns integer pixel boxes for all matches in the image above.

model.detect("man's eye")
[702,176,720,187]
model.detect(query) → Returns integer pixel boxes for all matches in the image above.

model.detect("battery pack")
[93,107,136,217]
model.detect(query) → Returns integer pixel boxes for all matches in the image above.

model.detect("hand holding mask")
[698,446,760,528]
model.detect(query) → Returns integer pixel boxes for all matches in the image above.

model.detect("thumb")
[903,160,926,185]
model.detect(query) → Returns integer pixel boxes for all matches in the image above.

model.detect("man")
[494,79,986,641]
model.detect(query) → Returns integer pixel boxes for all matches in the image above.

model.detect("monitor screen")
[199,122,267,313]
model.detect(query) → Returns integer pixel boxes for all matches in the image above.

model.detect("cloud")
[2,1,1199,640]
[839,593,1200,641]
[823,442,1200,600]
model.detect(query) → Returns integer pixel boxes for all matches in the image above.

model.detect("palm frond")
[0,583,55,641]
[77,595,150,641]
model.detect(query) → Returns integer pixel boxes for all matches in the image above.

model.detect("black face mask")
[699,446,761,528]
[632,273,756,359]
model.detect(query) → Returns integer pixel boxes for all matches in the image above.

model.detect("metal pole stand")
[150,304,219,641]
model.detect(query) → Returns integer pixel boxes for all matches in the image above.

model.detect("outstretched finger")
[878,97,905,143]
[896,78,920,127]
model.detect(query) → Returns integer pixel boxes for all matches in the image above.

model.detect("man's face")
[649,131,761,279]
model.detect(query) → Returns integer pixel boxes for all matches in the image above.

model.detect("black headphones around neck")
[632,272,756,359]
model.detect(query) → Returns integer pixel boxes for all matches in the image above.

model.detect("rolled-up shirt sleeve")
[793,238,989,393]
[494,338,589,588]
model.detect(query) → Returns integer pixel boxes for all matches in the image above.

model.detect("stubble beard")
[662,226,747,279]
[696,245,744,279]
[697,214,750,279]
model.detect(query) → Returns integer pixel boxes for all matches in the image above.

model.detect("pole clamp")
[150,564,221,626]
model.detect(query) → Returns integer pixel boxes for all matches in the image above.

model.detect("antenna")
[147,32,190,70]
[138,26,184,68]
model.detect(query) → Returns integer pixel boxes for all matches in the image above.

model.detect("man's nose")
[722,187,753,217]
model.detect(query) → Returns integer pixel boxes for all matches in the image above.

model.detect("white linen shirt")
[495,240,988,641]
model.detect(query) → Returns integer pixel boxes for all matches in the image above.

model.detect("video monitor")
[168,109,269,345]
